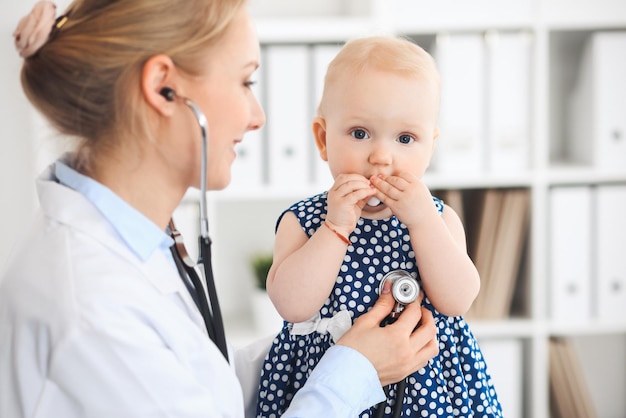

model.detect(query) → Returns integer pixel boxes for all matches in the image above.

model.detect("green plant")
[250,252,273,291]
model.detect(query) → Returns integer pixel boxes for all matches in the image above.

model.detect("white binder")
[485,31,532,174]
[265,45,311,191]
[549,186,592,322]
[595,185,626,320]
[432,33,486,175]
[479,338,523,418]
[230,67,265,191]
[568,31,626,170]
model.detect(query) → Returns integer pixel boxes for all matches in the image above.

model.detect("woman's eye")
[351,129,369,140]
[244,80,257,88]
[398,134,414,144]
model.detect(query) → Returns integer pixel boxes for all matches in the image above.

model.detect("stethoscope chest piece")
[378,270,420,319]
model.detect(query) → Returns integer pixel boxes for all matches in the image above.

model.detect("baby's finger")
[371,174,409,195]
[384,175,411,191]
[333,173,369,187]
[332,178,367,192]
[369,176,399,202]
[334,179,375,200]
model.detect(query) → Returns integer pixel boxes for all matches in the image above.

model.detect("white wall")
[0,3,39,271]
[0,1,73,270]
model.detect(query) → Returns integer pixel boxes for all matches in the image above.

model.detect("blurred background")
[1,1,625,417]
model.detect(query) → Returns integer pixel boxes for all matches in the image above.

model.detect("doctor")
[0,1,439,417]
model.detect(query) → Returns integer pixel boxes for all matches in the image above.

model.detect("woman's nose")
[249,96,266,131]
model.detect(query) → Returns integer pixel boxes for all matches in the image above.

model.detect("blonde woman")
[0,2,438,417]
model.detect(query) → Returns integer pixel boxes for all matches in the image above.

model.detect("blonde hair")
[21,0,246,170]
[318,35,440,117]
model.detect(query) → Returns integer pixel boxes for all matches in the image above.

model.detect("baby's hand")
[326,174,375,237]
[370,172,435,228]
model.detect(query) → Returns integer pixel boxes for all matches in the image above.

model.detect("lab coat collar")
[35,165,207,331]
[54,157,173,262]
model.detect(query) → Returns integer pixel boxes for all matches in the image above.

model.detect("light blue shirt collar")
[54,160,174,261]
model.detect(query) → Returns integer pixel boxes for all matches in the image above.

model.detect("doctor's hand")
[336,283,438,387]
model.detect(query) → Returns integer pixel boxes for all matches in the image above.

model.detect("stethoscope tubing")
[373,269,420,417]
[182,98,210,240]
[169,96,229,362]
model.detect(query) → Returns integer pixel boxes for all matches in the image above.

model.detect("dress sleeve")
[282,345,385,417]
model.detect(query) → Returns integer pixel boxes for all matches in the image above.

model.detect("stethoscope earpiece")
[160,86,176,102]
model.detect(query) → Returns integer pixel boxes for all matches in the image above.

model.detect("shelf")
[389,0,535,33]
[255,17,381,44]
[424,172,534,190]
[549,320,626,336]
[248,0,370,19]
[468,318,538,338]
[183,178,536,204]
[208,188,320,202]
[541,0,626,29]
[224,314,272,349]
[547,166,626,185]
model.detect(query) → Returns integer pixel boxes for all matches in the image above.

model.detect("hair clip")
[49,10,71,40]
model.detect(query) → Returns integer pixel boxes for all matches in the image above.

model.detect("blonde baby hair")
[318,35,440,117]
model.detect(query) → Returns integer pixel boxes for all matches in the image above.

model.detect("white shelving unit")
[197,1,626,417]
[1,1,623,417]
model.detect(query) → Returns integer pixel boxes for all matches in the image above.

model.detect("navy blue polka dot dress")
[256,192,503,418]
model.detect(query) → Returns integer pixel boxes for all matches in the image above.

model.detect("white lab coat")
[0,167,385,418]
[0,170,245,417]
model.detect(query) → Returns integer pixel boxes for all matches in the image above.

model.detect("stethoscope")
[159,86,229,362]
[374,269,421,418]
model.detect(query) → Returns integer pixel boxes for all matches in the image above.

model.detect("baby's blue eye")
[351,129,369,140]
[398,134,414,144]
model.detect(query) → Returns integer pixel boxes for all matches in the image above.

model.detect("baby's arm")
[411,202,480,316]
[267,174,375,323]
[265,212,348,323]
[371,174,479,317]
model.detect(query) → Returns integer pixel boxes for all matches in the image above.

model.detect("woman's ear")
[312,116,329,161]
[141,54,178,116]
